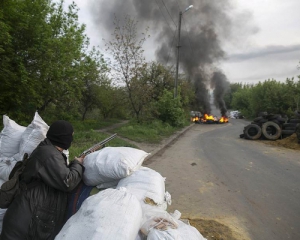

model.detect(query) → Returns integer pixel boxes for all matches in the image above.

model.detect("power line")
[166,28,178,65]
[160,0,177,28]
[154,0,174,31]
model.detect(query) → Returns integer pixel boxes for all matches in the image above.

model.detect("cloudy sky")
[64,0,300,84]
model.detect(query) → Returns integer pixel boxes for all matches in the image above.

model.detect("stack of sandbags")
[83,147,150,188]
[0,112,49,181]
[70,147,207,240]
[117,167,171,209]
[140,207,207,240]
[55,188,143,240]
[0,115,26,181]
[16,111,49,161]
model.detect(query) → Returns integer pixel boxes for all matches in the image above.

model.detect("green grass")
[112,120,187,143]
[70,119,121,131]
[69,130,137,160]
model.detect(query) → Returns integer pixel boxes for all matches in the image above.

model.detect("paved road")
[144,118,300,240]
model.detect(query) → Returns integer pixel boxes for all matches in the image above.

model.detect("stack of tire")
[242,113,285,140]
[241,111,300,142]
[292,111,300,143]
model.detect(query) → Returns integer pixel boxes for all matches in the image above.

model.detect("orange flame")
[219,116,229,123]
[200,113,216,122]
[191,116,199,122]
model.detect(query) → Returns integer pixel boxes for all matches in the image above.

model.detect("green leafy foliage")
[230,77,300,118]
[154,90,186,127]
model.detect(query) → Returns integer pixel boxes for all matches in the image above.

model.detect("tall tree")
[0,0,95,122]
[104,15,150,121]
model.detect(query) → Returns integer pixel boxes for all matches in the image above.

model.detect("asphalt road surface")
[144,118,300,240]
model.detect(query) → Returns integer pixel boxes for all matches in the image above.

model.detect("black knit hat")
[46,120,74,150]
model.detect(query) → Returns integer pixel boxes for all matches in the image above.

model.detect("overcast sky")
[64,0,300,84]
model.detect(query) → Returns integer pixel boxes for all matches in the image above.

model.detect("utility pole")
[174,5,193,99]
[174,11,182,99]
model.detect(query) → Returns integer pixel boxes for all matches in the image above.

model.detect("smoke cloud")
[89,0,254,115]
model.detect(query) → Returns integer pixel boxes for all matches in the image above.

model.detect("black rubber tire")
[281,129,295,135]
[271,120,280,126]
[253,117,263,122]
[244,124,262,140]
[283,127,296,131]
[251,121,262,126]
[258,119,268,124]
[240,133,245,138]
[268,114,282,120]
[262,121,282,140]
[276,117,287,123]
[283,123,297,128]
[289,119,300,123]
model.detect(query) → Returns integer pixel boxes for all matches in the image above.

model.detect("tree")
[155,90,186,127]
[79,48,109,121]
[0,0,95,122]
[104,15,150,121]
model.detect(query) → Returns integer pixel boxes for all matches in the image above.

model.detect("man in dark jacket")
[1,120,85,240]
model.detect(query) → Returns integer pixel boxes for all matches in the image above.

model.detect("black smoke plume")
[89,0,254,115]
[211,71,230,116]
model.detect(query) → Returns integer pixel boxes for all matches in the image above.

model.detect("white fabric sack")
[0,208,7,234]
[55,188,143,240]
[96,180,119,189]
[83,147,149,186]
[147,219,207,240]
[135,231,146,240]
[18,112,49,160]
[0,115,26,158]
[0,157,17,181]
[117,167,166,205]
[140,207,178,236]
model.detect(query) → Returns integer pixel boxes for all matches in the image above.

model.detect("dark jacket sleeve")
[38,151,84,192]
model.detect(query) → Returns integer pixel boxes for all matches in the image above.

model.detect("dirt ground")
[189,219,239,240]
[262,133,300,151]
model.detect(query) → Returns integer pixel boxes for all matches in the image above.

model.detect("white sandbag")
[96,180,119,189]
[0,208,7,234]
[0,157,17,181]
[18,112,49,160]
[83,147,149,186]
[147,219,207,240]
[117,167,166,205]
[55,188,143,240]
[135,231,146,240]
[0,115,26,158]
[140,207,179,236]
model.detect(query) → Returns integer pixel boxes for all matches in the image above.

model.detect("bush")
[155,90,186,127]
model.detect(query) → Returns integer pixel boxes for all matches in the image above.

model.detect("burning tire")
[262,121,282,140]
[244,124,262,140]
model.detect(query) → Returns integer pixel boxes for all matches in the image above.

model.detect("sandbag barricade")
[0,115,26,158]
[55,188,143,240]
[17,111,49,161]
[117,167,170,209]
[147,219,207,240]
[83,147,149,186]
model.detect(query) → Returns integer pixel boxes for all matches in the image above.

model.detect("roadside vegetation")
[224,78,300,119]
